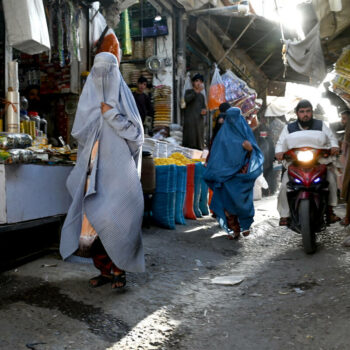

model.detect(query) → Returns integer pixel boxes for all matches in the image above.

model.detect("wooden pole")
[217,16,256,66]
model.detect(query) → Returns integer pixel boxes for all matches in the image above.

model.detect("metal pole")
[188,4,249,16]
[258,51,274,69]
[217,16,255,66]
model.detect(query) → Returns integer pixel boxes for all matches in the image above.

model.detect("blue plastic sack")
[175,165,187,225]
[193,162,203,218]
[199,177,210,215]
[152,165,177,229]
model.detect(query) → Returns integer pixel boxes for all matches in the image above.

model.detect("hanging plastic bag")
[201,85,207,107]
[2,0,50,55]
[236,93,257,116]
[221,69,248,103]
[90,12,121,63]
[208,65,226,111]
[181,72,192,109]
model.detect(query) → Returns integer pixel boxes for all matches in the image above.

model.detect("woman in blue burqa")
[60,52,144,289]
[203,107,264,239]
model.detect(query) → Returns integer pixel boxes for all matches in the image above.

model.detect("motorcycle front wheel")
[299,199,316,254]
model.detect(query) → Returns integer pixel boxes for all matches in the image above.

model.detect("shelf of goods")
[0,133,75,225]
[120,63,154,86]
[120,63,137,85]
[332,47,350,102]
[153,85,172,128]
[121,37,155,60]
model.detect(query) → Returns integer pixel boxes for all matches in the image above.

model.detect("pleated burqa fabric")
[203,107,264,231]
[60,52,145,273]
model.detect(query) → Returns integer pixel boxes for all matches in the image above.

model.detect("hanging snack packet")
[91,12,121,63]
[221,69,248,103]
[181,72,193,109]
[208,65,226,111]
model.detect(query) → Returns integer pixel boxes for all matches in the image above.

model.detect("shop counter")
[0,163,73,225]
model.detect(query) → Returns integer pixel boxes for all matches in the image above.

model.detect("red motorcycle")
[284,147,330,254]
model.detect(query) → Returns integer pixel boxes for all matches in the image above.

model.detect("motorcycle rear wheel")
[299,199,316,254]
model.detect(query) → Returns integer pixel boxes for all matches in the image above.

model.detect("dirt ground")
[1,196,350,350]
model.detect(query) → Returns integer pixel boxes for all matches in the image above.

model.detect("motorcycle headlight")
[296,150,314,163]
[313,177,321,183]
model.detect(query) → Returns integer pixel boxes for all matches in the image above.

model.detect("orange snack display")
[208,83,225,111]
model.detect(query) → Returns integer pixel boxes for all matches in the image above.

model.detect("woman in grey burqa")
[60,52,144,289]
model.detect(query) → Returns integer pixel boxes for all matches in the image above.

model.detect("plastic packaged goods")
[20,134,33,148]
[5,91,20,133]
[0,132,32,149]
[91,12,121,63]
[333,46,350,96]
[8,149,34,163]
[208,66,226,111]
[2,0,50,55]
[335,46,350,75]
[329,0,342,11]
[8,61,19,91]
[253,174,268,200]
[181,72,192,109]
[221,69,248,103]
[238,94,257,116]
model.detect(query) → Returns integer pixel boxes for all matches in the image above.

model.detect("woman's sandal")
[228,230,240,240]
[112,272,126,289]
[242,230,250,237]
[89,274,112,288]
[340,217,350,226]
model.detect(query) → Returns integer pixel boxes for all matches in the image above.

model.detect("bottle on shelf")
[40,117,48,136]
[28,111,41,138]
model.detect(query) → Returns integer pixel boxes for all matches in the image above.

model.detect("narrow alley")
[1,197,349,350]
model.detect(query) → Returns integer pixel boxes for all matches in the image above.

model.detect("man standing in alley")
[183,73,207,150]
[133,76,154,124]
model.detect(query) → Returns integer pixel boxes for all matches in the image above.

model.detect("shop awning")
[193,13,310,85]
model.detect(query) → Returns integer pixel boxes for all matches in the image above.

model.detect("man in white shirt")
[275,99,340,226]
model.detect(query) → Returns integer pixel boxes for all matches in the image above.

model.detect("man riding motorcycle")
[275,99,340,226]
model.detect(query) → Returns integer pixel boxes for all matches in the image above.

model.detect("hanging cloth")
[284,23,326,85]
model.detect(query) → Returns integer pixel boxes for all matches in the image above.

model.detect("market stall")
[0,0,87,232]
[141,142,209,230]
[0,163,72,225]
[332,47,350,106]
[115,2,173,136]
